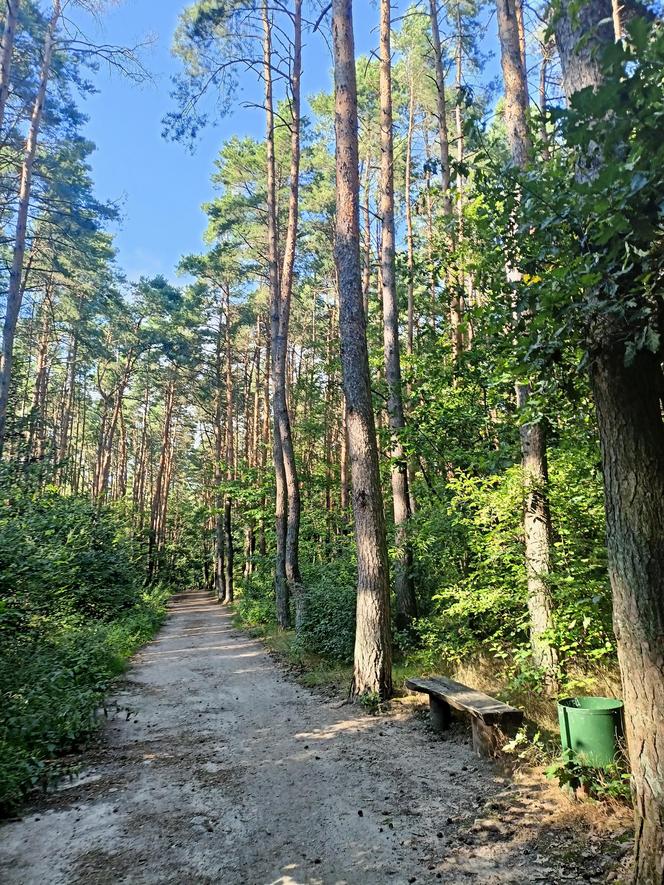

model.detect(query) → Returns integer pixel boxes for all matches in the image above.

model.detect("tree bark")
[278,0,304,628]
[332,0,392,701]
[262,0,289,628]
[0,0,20,136]
[379,0,417,630]
[496,0,558,681]
[214,303,226,603]
[554,3,664,879]
[223,284,234,604]
[428,0,452,213]
[590,342,664,885]
[0,0,60,456]
[148,376,176,582]
[27,281,54,463]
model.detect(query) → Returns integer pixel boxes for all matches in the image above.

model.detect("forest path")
[0,592,619,885]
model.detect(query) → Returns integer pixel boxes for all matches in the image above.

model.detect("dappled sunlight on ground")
[0,590,632,885]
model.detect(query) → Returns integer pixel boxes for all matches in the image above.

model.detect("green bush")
[0,483,170,813]
[236,557,277,626]
[298,555,357,662]
[0,487,141,633]
[0,587,168,813]
[236,549,357,662]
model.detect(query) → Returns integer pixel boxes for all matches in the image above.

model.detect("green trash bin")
[558,696,624,768]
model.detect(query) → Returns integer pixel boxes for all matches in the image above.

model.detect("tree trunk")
[332,0,392,701]
[27,282,53,463]
[0,0,60,456]
[148,376,176,583]
[0,0,20,136]
[379,0,417,630]
[259,320,271,557]
[428,0,452,213]
[223,285,234,604]
[57,332,78,480]
[278,0,304,629]
[590,341,664,885]
[405,73,416,360]
[496,0,558,681]
[214,305,226,603]
[262,0,289,628]
[538,43,551,160]
[554,3,664,879]
[361,151,372,319]
[612,0,623,40]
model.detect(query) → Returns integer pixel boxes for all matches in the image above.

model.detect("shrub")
[298,555,357,662]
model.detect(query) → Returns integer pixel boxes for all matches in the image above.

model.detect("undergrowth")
[0,587,169,814]
[0,486,171,814]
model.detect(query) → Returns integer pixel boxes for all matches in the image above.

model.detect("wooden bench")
[405,676,523,758]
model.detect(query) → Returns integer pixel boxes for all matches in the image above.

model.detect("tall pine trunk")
[379,0,416,630]
[262,0,289,627]
[214,305,226,603]
[223,285,234,604]
[0,0,60,456]
[0,0,20,135]
[495,0,557,682]
[332,0,392,700]
[278,0,303,628]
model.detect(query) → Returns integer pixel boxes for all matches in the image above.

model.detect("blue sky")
[74,1,393,284]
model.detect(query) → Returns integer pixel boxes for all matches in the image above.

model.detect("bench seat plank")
[405,676,523,726]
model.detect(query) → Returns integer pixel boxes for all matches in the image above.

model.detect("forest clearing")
[1,0,663,883]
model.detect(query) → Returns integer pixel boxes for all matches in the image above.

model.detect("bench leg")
[429,696,452,732]
[471,718,502,758]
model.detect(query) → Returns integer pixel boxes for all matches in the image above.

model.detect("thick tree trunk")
[0,0,20,136]
[262,1,289,628]
[332,0,392,701]
[379,0,417,630]
[0,0,60,456]
[612,0,623,40]
[496,0,558,681]
[554,3,664,879]
[590,341,664,885]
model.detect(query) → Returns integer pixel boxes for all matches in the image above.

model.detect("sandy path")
[0,592,624,885]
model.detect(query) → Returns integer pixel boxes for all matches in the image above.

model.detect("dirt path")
[0,592,628,884]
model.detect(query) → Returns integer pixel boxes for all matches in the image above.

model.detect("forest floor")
[0,591,633,885]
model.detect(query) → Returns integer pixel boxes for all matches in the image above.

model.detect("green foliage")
[0,485,141,633]
[297,551,357,662]
[0,588,168,812]
[546,750,632,804]
[236,558,277,626]
[0,479,170,813]
[236,547,357,664]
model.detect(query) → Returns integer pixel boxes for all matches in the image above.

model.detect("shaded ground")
[0,591,631,884]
